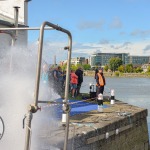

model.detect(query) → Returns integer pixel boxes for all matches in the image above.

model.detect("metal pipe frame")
[0,21,72,150]
[34,21,72,150]
[0,27,53,31]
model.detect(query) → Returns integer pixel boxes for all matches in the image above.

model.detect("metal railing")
[0,21,72,150]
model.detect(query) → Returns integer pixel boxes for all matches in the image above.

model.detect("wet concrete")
[37,100,149,150]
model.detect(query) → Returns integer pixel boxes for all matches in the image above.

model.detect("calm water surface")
[81,76,150,137]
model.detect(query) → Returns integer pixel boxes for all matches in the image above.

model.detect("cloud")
[78,20,104,30]
[143,45,150,51]
[73,42,102,50]
[73,42,95,49]
[130,29,150,37]
[120,31,126,35]
[110,17,122,29]
[99,39,109,45]
[72,40,150,57]
[110,42,132,49]
[31,39,150,60]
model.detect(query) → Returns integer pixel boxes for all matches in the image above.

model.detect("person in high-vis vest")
[96,68,106,95]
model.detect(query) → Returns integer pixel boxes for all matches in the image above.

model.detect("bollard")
[61,100,70,126]
[97,93,103,112]
[110,89,115,104]
[62,102,67,126]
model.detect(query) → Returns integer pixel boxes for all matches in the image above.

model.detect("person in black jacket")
[75,67,83,96]
[94,68,98,79]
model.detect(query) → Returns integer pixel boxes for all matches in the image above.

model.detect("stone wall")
[68,101,149,150]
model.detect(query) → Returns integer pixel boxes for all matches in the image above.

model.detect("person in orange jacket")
[70,70,78,97]
[96,68,106,95]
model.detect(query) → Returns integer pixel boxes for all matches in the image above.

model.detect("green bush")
[115,71,119,77]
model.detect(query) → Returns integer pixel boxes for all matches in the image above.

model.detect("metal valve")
[28,104,40,113]
[62,103,71,113]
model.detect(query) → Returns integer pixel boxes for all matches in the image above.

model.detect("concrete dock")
[36,100,149,150]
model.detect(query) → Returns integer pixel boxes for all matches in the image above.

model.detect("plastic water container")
[62,113,66,123]
[111,99,115,104]
[98,105,103,112]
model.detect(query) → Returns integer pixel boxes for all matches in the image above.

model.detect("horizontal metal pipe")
[38,100,64,104]
[0,27,53,31]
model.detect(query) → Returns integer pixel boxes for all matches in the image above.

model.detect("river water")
[81,76,150,137]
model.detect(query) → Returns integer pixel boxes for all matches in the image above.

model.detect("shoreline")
[84,70,150,78]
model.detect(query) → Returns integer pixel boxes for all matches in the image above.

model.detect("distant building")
[141,64,150,72]
[59,57,89,66]
[90,52,150,68]
[71,57,87,65]
[90,52,129,68]
[128,56,150,65]
[59,60,68,66]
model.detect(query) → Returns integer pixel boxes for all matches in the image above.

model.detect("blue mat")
[54,99,109,119]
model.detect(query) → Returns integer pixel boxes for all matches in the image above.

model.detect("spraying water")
[0,42,67,150]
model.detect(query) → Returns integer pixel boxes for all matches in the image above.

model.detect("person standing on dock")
[94,67,98,79]
[96,68,106,95]
[50,66,64,96]
[75,67,83,95]
[41,63,49,84]
[70,70,78,97]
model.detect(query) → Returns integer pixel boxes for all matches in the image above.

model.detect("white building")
[71,57,87,65]
[0,0,31,48]
[141,64,150,72]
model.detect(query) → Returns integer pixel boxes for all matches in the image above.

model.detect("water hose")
[0,116,5,140]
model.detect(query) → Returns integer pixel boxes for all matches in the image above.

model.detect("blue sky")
[28,0,150,58]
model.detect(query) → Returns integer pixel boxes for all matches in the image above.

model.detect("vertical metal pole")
[10,6,20,72]
[33,25,44,107]
[63,34,72,150]
[54,55,56,67]
[24,25,45,150]
[13,6,20,39]
[24,111,33,150]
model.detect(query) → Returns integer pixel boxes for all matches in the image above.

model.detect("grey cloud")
[122,42,131,47]
[131,29,150,37]
[110,17,122,29]
[99,39,109,45]
[78,20,104,30]
[120,32,126,35]
[110,42,132,49]
[110,45,115,49]
[143,45,150,51]
[72,52,89,58]
[73,42,101,49]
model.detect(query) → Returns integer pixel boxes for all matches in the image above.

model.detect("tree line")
[59,57,150,74]
[104,57,150,73]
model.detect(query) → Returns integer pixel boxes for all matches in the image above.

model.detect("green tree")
[76,64,82,69]
[125,64,133,73]
[118,65,125,73]
[71,64,78,71]
[109,57,122,72]
[83,64,91,70]
[135,67,143,73]
[61,63,67,71]
[104,65,109,72]
[147,66,150,72]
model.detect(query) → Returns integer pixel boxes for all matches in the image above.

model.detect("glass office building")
[129,56,150,65]
[90,52,150,68]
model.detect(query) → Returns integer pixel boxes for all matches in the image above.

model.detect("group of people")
[41,63,105,99]
[70,67,83,97]
[41,64,83,98]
